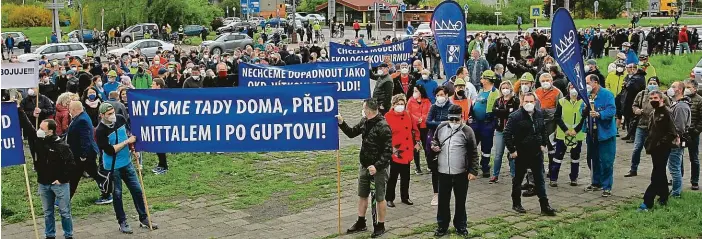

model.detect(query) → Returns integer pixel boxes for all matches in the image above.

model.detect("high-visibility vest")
[555,98,586,143]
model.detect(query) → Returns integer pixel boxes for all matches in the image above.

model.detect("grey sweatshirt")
[431,122,480,176]
[671,98,691,140]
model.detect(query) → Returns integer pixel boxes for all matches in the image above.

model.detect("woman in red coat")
[407,85,431,174]
[384,94,421,207]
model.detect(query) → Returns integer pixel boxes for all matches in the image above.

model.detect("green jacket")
[132,73,152,89]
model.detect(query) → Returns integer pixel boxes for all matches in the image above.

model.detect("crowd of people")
[1,21,701,238]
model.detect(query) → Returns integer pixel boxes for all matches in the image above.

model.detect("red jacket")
[385,110,420,164]
[679,27,689,43]
[353,22,360,30]
[407,97,431,129]
[53,104,71,135]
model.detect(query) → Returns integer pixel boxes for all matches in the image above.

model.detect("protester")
[490,81,519,183]
[667,82,691,198]
[407,86,431,175]
[372,63,394,115]
[183,67,204,88]
[550,83,586,187]
[426,86,453,205]
[150,78,170,174]
[639,90,677,211]
[53,92,75,136]
[504,92,556,216]
[430,104,479,236]
[466,50,490,89]
[132,64,153,89]
[82,87,103,127]
[535,73,563,169]
[39,73,59,102]
[415,69,438,103]
[95,103,158,233]
[585,59,606,86]
[638,55,657,77]
[684,80,701,190]
[337,99,391,238]
[17,115,75,239]
[626,77,669,177]
[584,74,617,197]
[20,87,56,163]
[384,94,419,207]
[450,78,472,122]
[472,70,500,177]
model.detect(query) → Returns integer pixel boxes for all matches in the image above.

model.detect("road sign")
[494,12,502,16]
[625,1,631,9]
[464,4,469,11]
[240,0,260,14]
[530,5,543,19]
[390,6,399,18]
[400,3,406,13]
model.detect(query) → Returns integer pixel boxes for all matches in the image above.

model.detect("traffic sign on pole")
[390,5,399,18]
[400,3,406,13]
[464,4,469,11]
[594,1,599,18]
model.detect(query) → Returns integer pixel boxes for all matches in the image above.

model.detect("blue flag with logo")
[431,0,466,80]
[551,8,587,101]
[329,39,413,67]
[239,61,371,99]
[1,102,26,167]
[127,85,339,153]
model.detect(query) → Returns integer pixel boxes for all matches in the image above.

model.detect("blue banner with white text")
[239,61,371,99]
[127,85,340,153]
[431,0,466,81]
[1,102,26,167]
[551,8,587,101]
[329,39,413,67]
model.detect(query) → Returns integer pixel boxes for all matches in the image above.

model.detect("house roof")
[316,0,390,12]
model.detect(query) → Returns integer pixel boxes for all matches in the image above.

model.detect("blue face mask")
[88,94,96,101]
[647,84,658,91]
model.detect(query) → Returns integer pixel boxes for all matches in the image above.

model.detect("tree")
[146,0,222,28]
[220,0,242,18]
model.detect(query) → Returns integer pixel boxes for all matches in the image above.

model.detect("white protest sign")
[1,62,40,89]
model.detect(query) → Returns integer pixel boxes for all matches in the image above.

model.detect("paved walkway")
[2,100,697,238]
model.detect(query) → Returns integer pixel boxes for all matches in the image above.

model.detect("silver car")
[200,33,254,55]
[692,57,702,87]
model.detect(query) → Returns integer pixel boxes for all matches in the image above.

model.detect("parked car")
[67,29,97,43]
[217,22,257,34]
[184,25,208,36]
[306,14,326,23]
[261,18,288,28]
[692,57,702,85]
[249,17,265,26]
[200,33,254,55]
[412,23,432,38]
[287,13,309,23]
[18,42,88,62]
[108,39,174,59]
[120,23,160,43]
[1,32,27,47]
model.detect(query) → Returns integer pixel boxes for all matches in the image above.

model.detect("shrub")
[2,3,52,27]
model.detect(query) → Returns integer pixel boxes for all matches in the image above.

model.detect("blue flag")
[431,0,466,80]
[1,102,26,167]
[551,8,587,101]
[127,85,340,153]
[329,39,413,67]
[239,61,371,99]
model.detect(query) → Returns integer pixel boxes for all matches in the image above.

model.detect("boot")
[512,204,526,213]
[346,218,367,234]
[371,223,386,238]
[540,199,556,216]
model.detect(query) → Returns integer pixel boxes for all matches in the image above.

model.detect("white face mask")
[501,88,511,96]
[106,114,117,123]
[449,122,461,129]
[541,82,552,89]
[421,75,429,80]
[667,88,676,97]
[376,69,385,75]
[361,109,366,118]
[570,89,578,97]
[400,68,409,74]
[523,102,535,112]
[435,96,447,104]
[521,85,531,93]
[394,105,405,113]
[684,88,693,96]
[616,67,624,73]
[587,85,593,93]
[36,129,46,138]
[413,92,421,99]
[27,89,36,96]
[584,65,591,72]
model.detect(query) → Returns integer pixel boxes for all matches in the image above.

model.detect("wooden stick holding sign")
[133,151,155,230]
[22,163,41,239]
[336,147,342,235]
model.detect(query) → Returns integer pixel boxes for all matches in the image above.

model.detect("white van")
[17,42,88,62]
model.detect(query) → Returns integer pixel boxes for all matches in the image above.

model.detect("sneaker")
[415,169,423,175]
[431,194,439,206]
[387,201,396,208]
[585,185,601,192]
[570,181,578,186]
[549,181,558,187]
[541,205,557,216]
[346,219,367,234]
[154,168,168,175]
[624,171,637,177]
[455,228,469,236]
[512,205,526,213]
[488,176,499,184]
[692,183,699,190]
[602,190,612,197]
[119,221,133,234]
[434,228,448,237]
[139,219,159,229]
[152,166,164,173]
[637,203,649,212]
[95,195,113,205]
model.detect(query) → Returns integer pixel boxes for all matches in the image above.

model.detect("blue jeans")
[39,183,73,238]
[112,163,148,223]
[587,137,616,190]
[470,121,495,174]
[685,133,700,185]
[630,128,648,172]
[493,131,515,177]
[668,147,684,196]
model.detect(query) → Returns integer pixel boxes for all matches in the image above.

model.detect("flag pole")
[134,152,154,230]
[22,163,41,239]
[336,147,342,235]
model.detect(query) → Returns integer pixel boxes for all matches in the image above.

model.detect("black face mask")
[102,68,108,72]
[650,101,661,108]
[456,90,466,98]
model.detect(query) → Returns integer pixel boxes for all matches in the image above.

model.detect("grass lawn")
[466,17,701,31]
[594,52,702,87]
[1,145,362,224]
[381,191,702,239]
[2,26,70,44]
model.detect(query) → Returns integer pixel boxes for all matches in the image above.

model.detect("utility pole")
[101,8,105,31]
[292,0,297,43]
[79,0,85,43]
[564,0,569,12]
[45,0,64,41]
[550,0,554,23]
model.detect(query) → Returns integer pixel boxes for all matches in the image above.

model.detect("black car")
[216,22,257,35]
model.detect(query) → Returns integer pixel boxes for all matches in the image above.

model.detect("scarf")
[85,98,101,108]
